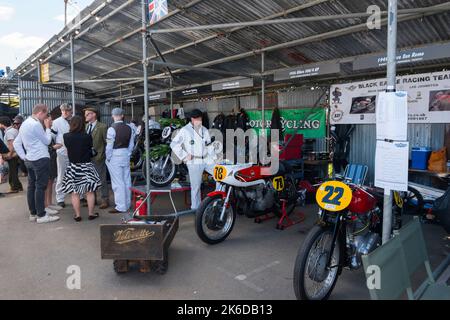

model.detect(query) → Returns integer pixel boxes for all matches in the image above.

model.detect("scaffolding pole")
[142,0,151,215]
[70,35,76,113]
[131,89,134,121]
[37,63,42,103]
[382,0,398,244]
[261,52,265,132]
[170,77,173,119]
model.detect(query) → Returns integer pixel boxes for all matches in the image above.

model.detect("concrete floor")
[0,178,448,300]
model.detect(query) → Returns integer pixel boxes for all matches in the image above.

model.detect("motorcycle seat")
[263,161,292,176]
[250,161,293,178]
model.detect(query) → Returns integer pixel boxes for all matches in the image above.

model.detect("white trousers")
[106,153,131,212]
[187,163,210,210]
[55,153,69,203]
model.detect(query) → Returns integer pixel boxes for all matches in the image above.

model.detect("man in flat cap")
[52,103,73,208]
[106,107,134,213]
[84,107,109,209]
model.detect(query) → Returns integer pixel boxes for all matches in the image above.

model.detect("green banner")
[246,107,326,139]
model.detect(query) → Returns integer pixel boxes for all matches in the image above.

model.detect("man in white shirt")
[51,103,73,208]
[13,104,60,224]
[170,109,215,210]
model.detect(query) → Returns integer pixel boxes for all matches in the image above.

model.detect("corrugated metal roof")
[13,0,450,101]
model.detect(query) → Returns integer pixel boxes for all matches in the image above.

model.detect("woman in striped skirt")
[61,116,101,222]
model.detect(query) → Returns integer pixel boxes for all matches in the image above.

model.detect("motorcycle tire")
[403,186,424,216]
[195,194,236,245]
[293,225,342,300]
[144,157,177,187]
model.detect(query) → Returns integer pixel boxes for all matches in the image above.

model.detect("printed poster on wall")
[330,71,450,124]
[246,108,326,139]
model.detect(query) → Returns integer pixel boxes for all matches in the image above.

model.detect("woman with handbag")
[61,116,101,222]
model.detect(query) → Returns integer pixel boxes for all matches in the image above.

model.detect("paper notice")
[376,91,408,141]
[375,140,409,191]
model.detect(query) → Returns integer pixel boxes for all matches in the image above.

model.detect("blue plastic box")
[411,147,432,170]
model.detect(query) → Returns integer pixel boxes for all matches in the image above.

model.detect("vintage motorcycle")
[195,160,299,244]
[130,119,187,187]
[292,179,386,300]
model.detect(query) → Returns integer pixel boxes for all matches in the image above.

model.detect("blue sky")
[0,0,93,70]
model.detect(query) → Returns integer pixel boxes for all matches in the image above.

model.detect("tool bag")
[428,147,447,172]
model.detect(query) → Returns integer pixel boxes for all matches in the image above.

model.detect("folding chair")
[395,217,450,300]
[361,233,413,300]
[343,164,368,185]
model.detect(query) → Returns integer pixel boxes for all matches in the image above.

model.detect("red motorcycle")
[293,180,385,300]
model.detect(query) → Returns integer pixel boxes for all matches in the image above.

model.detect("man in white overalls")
[170,109,214,210]
[106,108,134,213]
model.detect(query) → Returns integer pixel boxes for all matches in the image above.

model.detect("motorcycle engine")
[238,182,275,213]
[346,208,381,269]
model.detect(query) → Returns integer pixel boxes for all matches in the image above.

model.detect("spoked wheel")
[293,226,341,300]
[403,186,424,215]
[130,148,143,172]
[145,156,177,187]
[195,194,236,245]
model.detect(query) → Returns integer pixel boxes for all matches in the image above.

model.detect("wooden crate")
[100,216,179,262]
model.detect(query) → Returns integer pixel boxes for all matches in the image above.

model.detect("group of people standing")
[2,103,217,223]
[1,103,135,223]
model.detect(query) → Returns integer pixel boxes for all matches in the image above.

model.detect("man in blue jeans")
[14,104,60,224]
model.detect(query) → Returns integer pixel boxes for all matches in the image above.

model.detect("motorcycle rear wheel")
[195,194,236,245]
[293,225,342,300]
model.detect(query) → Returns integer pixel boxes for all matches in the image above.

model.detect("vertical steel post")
[131,89,135,121]
[37,63,43,103]
[170,77,173,119]
[382,0,398,244]
[261,52,265,132]
[120,84,123,109]
[142,0,151,215]
[70,35,76,113]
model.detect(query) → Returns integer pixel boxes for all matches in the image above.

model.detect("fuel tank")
[348,187,377,214]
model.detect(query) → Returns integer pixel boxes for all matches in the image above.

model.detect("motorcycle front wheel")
[144,156,177,187]
[293,225,342,300]
[195,194,236,245]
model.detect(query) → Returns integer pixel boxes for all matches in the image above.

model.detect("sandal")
[74,216,82,222]
[88,213,100,220]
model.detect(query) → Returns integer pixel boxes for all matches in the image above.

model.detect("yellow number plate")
[213,165,227,182]
[316,180,352,212]
[272,176,285,191]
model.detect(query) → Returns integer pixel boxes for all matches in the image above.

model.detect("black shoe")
[74,216,82,222]
[57,202,66,208]
[108,208,125,214]
[88,213,100,220]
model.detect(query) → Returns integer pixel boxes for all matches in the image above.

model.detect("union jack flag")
[148,0,168,25]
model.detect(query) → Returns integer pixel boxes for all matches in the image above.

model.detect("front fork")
[219,186,233,222]
[324,212,345,270]
[162,154,170,168]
